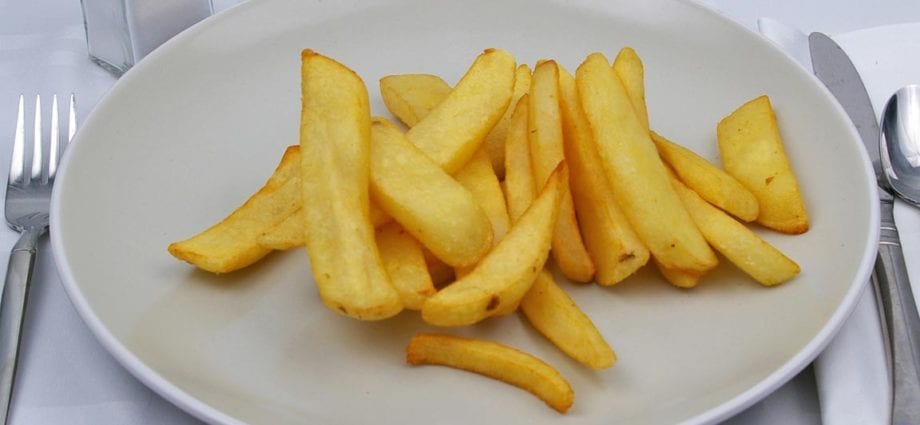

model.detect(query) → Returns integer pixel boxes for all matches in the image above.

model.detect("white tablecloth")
[1,0,919,423]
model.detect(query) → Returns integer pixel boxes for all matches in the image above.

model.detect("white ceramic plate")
[50,0,878,424]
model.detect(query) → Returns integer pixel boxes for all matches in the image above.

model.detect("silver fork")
[0,95,74,424]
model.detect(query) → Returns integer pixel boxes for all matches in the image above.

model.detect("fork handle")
[0,228,41,425]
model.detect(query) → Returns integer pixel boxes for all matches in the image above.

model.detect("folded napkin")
[758,18,920,425]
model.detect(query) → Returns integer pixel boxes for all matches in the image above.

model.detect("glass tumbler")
[80,0,213,75]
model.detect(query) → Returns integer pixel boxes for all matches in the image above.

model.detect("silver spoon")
[878,84,920,424]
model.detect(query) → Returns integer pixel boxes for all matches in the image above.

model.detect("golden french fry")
[453,148,511,277]
[406,333,574,414]
[655,260,704,288]
[520,269,616,369]
[670,173,800,286]
[717,95,809,234]
[576,52,717,277]
[380,74,452,127]
[483,64,532,176]
[407,48,515,174]
[370,117,492,268]
[502,95,535,223]
[612,47,650,132]
[168,146,301,273]
[376,222,437,309]
[652,132,759,222]
[421,164,565,326]
[298,50,401,320]
[558,65,650,285]
[529,60,594,282]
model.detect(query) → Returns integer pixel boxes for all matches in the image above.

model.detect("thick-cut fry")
[483,64,532,176]
[407,48,515,174]
[652,132,759,222]
[717,95,809,234]
[376,223,436,309]
[558,65,649,285]
[670,173,800,286]
[612,47,649,132]
[421,164,565,327]
[576,52,717,276]
[369,117,492,268]
[406,333,574,413]
[168,146,301,273]
[529,60,594,282]
[298,50,401,320]
[380,74,452,127]
[502,96,535,223]
[520,270,616,369]
[453,148,511,277]
[655,260,703,288]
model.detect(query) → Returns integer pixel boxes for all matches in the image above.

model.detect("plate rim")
[48,0,881,423]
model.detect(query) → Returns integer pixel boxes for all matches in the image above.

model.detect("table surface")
[1,0,920,424]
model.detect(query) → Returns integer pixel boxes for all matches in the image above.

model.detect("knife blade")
[809,31,920,425]
[809,32,883,183]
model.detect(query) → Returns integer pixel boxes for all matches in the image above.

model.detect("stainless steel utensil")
[0,94,74,424]
[810,32,920,425]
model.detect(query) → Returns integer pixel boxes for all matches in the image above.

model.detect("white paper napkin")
[758,17,920,425]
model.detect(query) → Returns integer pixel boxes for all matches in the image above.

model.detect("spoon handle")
[876,200,920,425]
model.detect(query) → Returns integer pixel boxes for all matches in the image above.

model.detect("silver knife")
[810,31,920,425]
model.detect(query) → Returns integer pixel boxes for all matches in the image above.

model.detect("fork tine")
[48,95,59,182]
[30,95,42,182]
[10,96,24,185]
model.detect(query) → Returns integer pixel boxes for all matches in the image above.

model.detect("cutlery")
[0,94,74,424]
[809,32,920,425]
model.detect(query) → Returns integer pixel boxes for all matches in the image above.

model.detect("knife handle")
[876,200,920,425]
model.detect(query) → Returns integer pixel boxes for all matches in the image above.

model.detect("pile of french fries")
[168,47,809,413]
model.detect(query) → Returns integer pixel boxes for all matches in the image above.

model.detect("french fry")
[576,53,717,278]
[406,333,574,414]
[483,64,532,176]
[423,248,456,288]
[256,155,392,251]
[376,223,437,309]
[652,132,759,222]
[421,164,565,326]
[669,173,800,286]
[453,148,511,277]
[380,74,452,127]
[558,65,649,285]
[655,260,703,288]
[168,146,301,273]
[369,117,492,268]
[612,47,650,132]
[502,96,535,223]
[520,270,616,370]
[298,50,401,320]
[529,60,594,282]
[717,95,809,234]
[407,48,515,174]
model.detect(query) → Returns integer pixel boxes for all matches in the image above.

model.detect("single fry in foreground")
[421,164,565,326]
[717,95,808,234]
[168,146,301,273]
[652,131,759,222]
[379,74,452,127]
[558,65,649,285]
[376,223,436,309]
[670,173,800,286]
[520,269,616,369]
[502,96,535,223]
[576,52,717,277]
[406,333,574,413]
[370,117,493,268]
[407,48,516,174]
[612,47,649,132]
[299,50,401,320]
[529,60,594,282]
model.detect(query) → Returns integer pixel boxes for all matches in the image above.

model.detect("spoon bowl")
[881,84,920,206]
